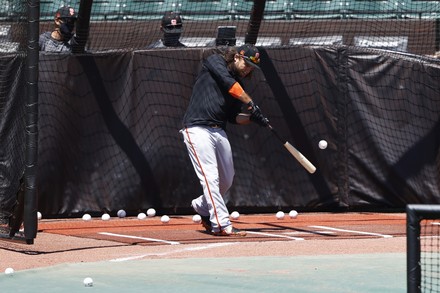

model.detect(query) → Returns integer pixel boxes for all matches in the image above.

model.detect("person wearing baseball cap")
[237,43,261,69]
[39,5,78,52]
[147,11,186,48]
[181,44,269,237]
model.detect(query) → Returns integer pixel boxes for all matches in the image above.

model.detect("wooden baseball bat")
[268,125,316,174]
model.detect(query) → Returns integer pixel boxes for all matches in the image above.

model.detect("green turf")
[0,253,405,292]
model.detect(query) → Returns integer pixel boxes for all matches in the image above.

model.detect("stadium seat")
[8,0,27,21]
[0,0,10,21]
[288,0,344,19]
[91,0,121,20]
[233,0,288,20]
[122,0,175,20]
[345,0,400,19]
[179,0,232,20]
[0,24,9,37]
[0,24,19,53]
[400,0,440,19]
[39,1,59,20]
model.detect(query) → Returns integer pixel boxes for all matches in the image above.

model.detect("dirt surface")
[0,212,408,272]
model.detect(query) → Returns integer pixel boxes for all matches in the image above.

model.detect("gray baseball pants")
[181,126,234,233]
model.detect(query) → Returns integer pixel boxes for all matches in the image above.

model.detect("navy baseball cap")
[238,44,260,69]
[55,6,77,19]
[161,11,183,33]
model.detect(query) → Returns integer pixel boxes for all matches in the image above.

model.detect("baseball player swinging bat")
[267,124,317,174]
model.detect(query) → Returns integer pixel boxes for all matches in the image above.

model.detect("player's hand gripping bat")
[267,124,316,174]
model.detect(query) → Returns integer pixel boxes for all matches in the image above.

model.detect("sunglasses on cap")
[242,55,260,65]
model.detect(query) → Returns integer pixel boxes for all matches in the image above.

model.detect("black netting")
[38,0,440,55]
[0,0,27,226]
[421,219,440,293]
[1,1,440,219]
[37,47,440,215]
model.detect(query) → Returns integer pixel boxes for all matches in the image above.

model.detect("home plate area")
[38,213,407,246]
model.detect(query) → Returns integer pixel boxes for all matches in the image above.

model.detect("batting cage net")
[0,1,27,234]
[35,0,440,216]
[0,0,440,244]
[407,205,440,293]
[39,0,440,54]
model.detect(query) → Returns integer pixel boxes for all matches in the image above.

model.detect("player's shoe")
[191,202,212,233]
[212,226,246,237]
[200,215,212,232]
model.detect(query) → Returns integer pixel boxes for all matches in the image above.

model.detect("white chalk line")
[246,231,304,240]
[98,232,180,245]
[282,231,336,236]
[310,225,393,238]
[109,242,238,262]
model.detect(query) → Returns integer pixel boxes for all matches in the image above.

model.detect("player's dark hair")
[224,46,255,78]
[223,47,241,75]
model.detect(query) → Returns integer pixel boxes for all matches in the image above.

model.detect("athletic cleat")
[212,226,246,237]
[200,215,212,232]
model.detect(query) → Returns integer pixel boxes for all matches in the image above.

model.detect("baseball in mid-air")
[147,208,156,217]
[289,210,298,219]
[161,215,170,223]
[37,211,42,220]
[192,214,202,223]
[230,211,240,220]
[318,140,328,149]
[276,211,285,220]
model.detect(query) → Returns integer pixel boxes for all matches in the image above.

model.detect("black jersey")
[183,54,243,130]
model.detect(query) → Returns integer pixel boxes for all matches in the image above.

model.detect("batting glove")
[247,101,269,127]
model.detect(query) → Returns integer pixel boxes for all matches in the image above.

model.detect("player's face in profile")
[234,55,254,78]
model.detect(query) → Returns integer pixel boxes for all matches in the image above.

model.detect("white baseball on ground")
[4,268,14,275]
[117,209,126,218]
[276,211,285,220]
[230,211,240,220]
[192,214,202,223]
[161,215,170,223]
[146,208,156,217]
[82,213,92,221]
[289,210,298,219]
[101,213,110,221]
[318,140,328,149]
[83,277,93,287]
[137,212,147,220]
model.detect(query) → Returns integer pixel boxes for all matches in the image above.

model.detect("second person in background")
[147,11,186,48]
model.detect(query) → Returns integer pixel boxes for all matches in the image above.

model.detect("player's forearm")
[228,82,252,105]
[238,91,253,105]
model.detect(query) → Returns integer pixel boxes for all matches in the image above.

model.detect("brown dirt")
[0,212,408,272]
